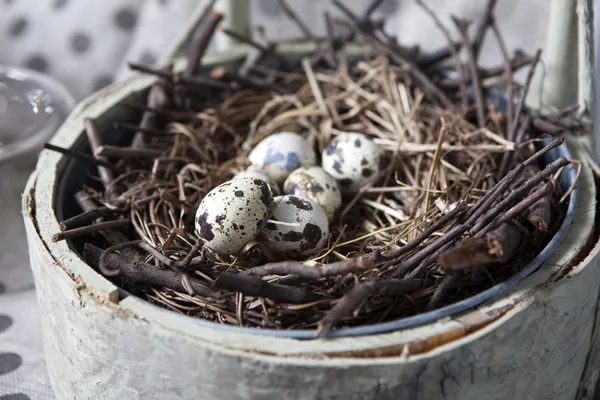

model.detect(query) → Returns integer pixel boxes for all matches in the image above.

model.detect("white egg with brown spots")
[263,195,329,257]
[283,166,341,221]
[234,167,281,195]
[195,177,273,256]
[248,132,317,184]
[321,132,383,193]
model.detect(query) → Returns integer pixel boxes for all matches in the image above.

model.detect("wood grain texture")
[22,50,600,400]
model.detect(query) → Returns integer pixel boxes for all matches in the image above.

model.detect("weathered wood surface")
[23,51,600,399]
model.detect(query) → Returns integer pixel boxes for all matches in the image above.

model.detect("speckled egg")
[195,177,273,256]
[283,167,341,221]
[234,168,281,195]
[248,132,317,184]
[263,195,329,257]
[321,132,383,193]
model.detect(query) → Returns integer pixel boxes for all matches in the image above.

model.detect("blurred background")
[0,0,577,398]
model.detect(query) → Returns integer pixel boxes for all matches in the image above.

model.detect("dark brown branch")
[52,219,129,242]
[527,192,553,232]
[186,11,223,76]
[440,223,522,270]
[452,16,485,128]
[508,49,542,142]
[84,244,214,298]
[218,27,293,69]
[131,78,171,149]
[381,203,466,262]
[471,159,569,234]
[213,272,326,304]
[59,206,116,231]
[465,136,564,225]
[471,0,498,62]
[43,143,123,173]
[387,224,471,279]
[490,17,513,142]
[498,114,532,177]
[84,118,114,191]
[277,0,315,39]
[243,252,379,280]
[478,183,553,236]
[416,0,467,111]
[75,191,139,259]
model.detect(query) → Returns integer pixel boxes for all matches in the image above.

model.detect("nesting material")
[48,0,589,335]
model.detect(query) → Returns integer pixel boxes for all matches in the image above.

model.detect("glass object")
[0,65,75,162]
[0,65,75,290]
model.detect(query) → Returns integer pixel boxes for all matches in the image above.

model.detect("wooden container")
[23,49,600,400]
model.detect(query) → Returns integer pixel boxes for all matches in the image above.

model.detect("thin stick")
[43,143,122,173]
[471,158,570,234]
[186,11,223,76]
[465,136,564,225]
[84,244,214,297]
[214,272,327,304]
[471,0,498,62]
[59,207,116,231]
[381,204,466,261]
[416,0,468,111]
[509,49,542,142]
[477,183,552,236]
[52,219,129,242]
[452,16,486,128]
[277,0,314,39]
[84,118,114,190]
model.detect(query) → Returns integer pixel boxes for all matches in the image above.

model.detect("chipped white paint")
[23,48,600,400]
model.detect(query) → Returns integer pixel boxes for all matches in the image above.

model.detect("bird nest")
[48,0,588,336]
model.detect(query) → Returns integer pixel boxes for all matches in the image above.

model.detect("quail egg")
[234,167,281,195]
[321,132,383,193]
[195,177,273,256]
[248,131,317,184]
[263,195,329,257]
[283,167,341,221]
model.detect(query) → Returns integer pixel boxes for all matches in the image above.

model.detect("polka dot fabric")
[0,0,198,100]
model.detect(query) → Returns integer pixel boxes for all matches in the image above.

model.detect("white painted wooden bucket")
[22,12,600,400]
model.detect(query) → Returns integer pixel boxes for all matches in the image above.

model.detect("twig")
[244,253,378,280]
[52,219,130,242]
[452,16,486,128]
[381,204,466,262]
[471,0,498,62]
[277,0,314,39]
[508,49,542,142]
[498,114,532,178]
[214,272,327,304]
[59,206,116,231]
[471,158,569,234]
[388,224,472,279]
[186,11,223,76]
[84,244,214,298]
[43,143,123,173]
[527,192,553,232]
[477,183,553,236]
[84,118,114,191]
[465,136,564,225]
[416,0,468,111]
[439,223,522,269]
